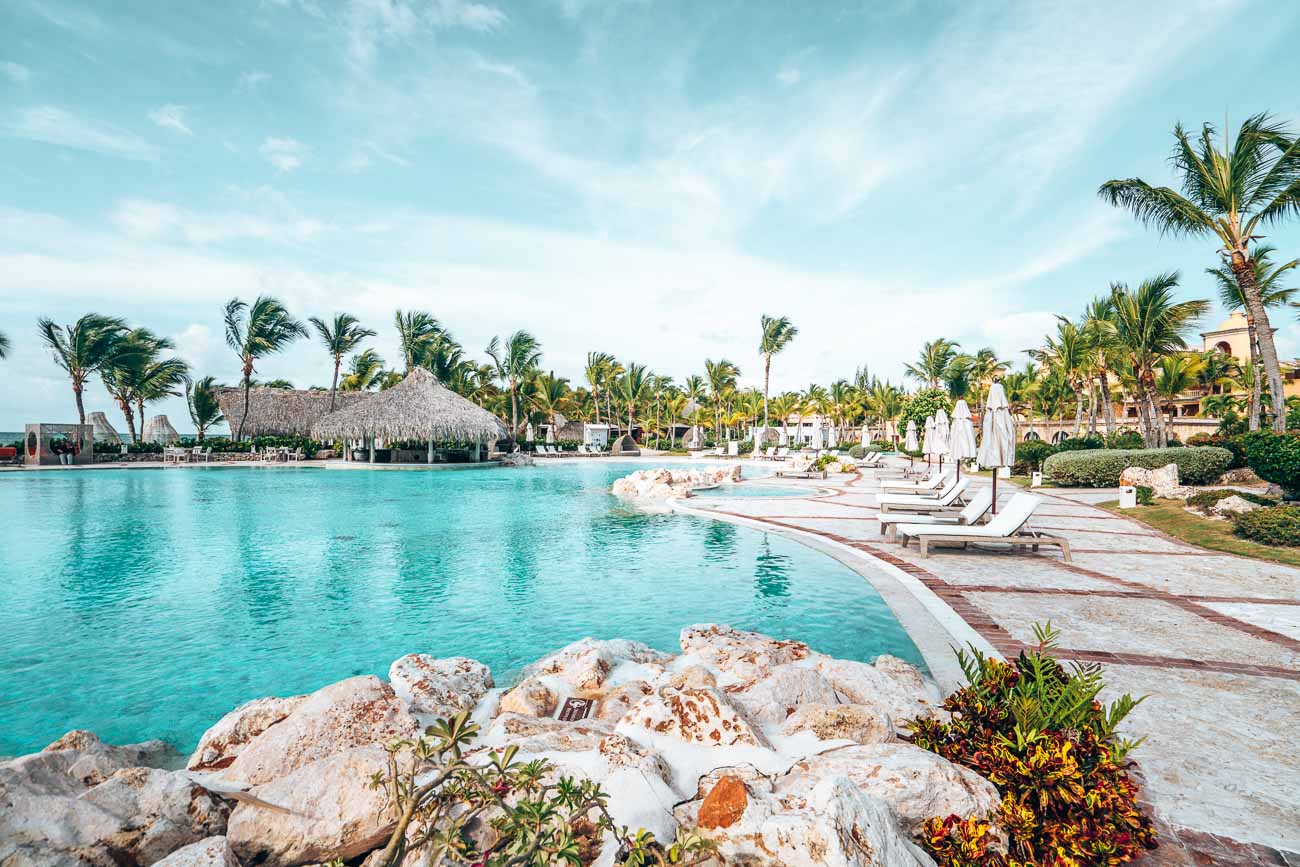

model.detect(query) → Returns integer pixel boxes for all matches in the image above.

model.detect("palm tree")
[585,351,615,424]
[863,380,903,441]
[308,313,376,410]
[617,362,650,436]
[1099,114,1300,432]
[186,376,225,442]
[1079,298,1121,435]
[1156,353,1206,407]
[100,328,170,443]
[1106,273,1209,447]
[905,339,959,388]
[1002,365,1040,433]
[532,371,570,439]
[1029,319,1090,436]
[486,330,543,437]
[38,313,138,424]
[968,348,1008,416]
[0,329,9,359]
[758,314,798,430]
[223,296,308,441]
[393,310,446,373]
[133,354,190,435]
[339,349,387,392]
[1206,245,1299,430]
[943,353,975,400]
[704,358,740,441]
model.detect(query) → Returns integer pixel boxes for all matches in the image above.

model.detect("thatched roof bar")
[215,386,369,438]
[312,368,508,442]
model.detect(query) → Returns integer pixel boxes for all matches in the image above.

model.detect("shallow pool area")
[691,483,813,498]
[0,461,924,754]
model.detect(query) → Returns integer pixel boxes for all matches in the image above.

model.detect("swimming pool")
[691,483,812,498]
[0,461,923,755]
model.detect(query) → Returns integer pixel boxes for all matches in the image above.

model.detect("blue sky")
[3,0,1300,431]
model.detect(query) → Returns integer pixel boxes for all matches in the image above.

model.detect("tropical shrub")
[1232,505,1300,547]
[1013,440,1055,473]
[1185,488,1276,514]
[1052,434,1105,452]
[869,439,896,452]
[368,711,712,867]
[1135,485,1155,506]
[1043,447,1232,487]
[1240,432,1300,499]
[900,388,952,430]
[848,445,866,459]
[812,453,840,471]
[1186,433,1247,469]
[1105,430,1145,450]
[908,623,1155,867]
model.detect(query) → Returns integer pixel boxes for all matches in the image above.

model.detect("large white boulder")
[221,676,419,786]
[675,773,933,866]
[780,704,894,745]
[814,657,944,731]
[388,654,493,718]
[1119,463,1192,499]
[611,466,742,499]
[725,664,842,725]
[780,743,1001,834]
[496,676,558,718]
[226,745,397,866]
[679,624,813,684]
[187,696,305,772]
[520,637,671,691]
[618,686,770,749]
[154,836,242,866]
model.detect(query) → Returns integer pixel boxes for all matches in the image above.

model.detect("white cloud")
[173,323,222,372]
[147,103,192,135]
[259,136,308,172]
[237,69,270,90]
[4,105,155,160]
[775,66,800,86]
[111,194,329,245]
[1,61,31,83]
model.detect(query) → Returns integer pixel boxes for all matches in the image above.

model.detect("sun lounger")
[854,451,883,468]
[878,486,993,541]
[897,493,1071,562]
[878,477,970,513]
[880,468,949,494]
[776,457,826,480]
[774,447,789,460]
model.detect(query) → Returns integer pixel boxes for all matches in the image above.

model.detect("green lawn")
[1098,498,1300,567]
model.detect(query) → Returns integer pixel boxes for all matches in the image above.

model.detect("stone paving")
[678,459,1300,865]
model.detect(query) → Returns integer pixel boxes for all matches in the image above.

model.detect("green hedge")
[1233,505,1300,546]
[1240,432,1300,498]
[1042,446,1232,488]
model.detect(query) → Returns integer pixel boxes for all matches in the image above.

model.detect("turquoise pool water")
[692,484,811,499]
[0,462,923,755]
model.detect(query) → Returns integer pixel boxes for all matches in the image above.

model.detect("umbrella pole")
[992,471,998,514]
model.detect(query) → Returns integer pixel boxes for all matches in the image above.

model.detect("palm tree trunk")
[330,357,341,410]
[593,385,600,424]
[1247,323,1262,432]
[117,399,137,444]
[763,355,771,429]
[136,398,146,441]
[1073,387,1084,437]
[1097,371,1116,436]
[237,362,253,441]
[1233,256,1287,433]
[509,379,518,439]
[73,378,86,426]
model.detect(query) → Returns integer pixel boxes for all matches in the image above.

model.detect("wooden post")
[427,434,434,465]
[474,435,482,462]
[369,434,375,464]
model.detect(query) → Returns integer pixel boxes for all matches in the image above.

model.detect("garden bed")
[1098,499,1300,567]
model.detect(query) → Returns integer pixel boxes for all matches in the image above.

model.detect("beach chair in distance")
[877,486,993,541]
[877,477,970,514]
[897,493,1070,562]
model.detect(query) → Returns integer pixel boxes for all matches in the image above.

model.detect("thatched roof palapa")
[215,386,369,438]
[313,368,508,442]
[87,411,121,444]
[143,414,180,444]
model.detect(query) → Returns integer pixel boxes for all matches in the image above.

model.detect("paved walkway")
[678,460,1299,865]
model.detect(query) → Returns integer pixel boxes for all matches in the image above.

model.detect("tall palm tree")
[1106,273,1209,447]
[532,371,570,438]
[38,313,138,425]
[0,329,9,359]
[486,330,543,437]
[1206,245,1299,430]
[1029,319,1089,436]
[758,314,798,430]
[704,358,740,441]
[100,328,169,443]
[186,376,225,442]
[1156,353,1206,405]
[223,296,308,441]
[339,349,387,392]
[133,354,190,435]
[393,310,446,373]
[1099,113,1300,432]
[1079,298,1121,435]
[1002,365,1040,433]
[943,353,975,400]
[864,381,903,441]
[617,362,650,435]
[968,347,1008,417]
[585,351,615,425]
[905,339,959,388]
[308,313,376,409]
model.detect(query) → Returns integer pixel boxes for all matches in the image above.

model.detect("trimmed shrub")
[1014,439,1056,473]
[1185,488,1277,514]
[1187,433,1247,469]
[1042,446,1232,488]
[908,623,1155,866]
[1052,434,1105,452]
[1233,505,1300,546]
[1135,485,1155,506]
[847,444,866,459]
[1241,432,1300,498]
[869,439,895,452]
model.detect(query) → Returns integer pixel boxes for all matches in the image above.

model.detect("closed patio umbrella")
[827,425,838,448]
[933,407,950,470]
[525,422,534,442]
[922,415,935,467]
[546,424,554,445]
[948,399,977,481]
[860,425,870,446]
[904,419,918,452]
[978,381,1018,514]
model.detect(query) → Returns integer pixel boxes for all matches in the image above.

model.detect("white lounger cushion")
[896,493,1042,539]
[878,486,993,526]
[880,469,949,493]
[878,477,970,509]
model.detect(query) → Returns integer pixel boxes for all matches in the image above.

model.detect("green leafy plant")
[1043,447,1232,487]
[1052,434,1105,452]
[369,711,713,867]
[1135,485,1154,506]
[1185,488,1276,514]
[1013,440,1056,473]
[1185,434,1248,469]
[1232,505,1300,547]
[1104,430,1145,450]
[1241,432,1300,499]
[907,623,1155,866]
[900,388,952,430]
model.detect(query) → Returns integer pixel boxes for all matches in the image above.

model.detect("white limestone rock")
[780,743,1001,834]
[725,664,843,725]
[226,744,398,867]
[814,657,944,731]
[388,654,493,718]
[618,686,771,749]
[155,836,242,866]
[593,681,657,722]
[187,696,306,772]
[1213,494,1262,515]
[675,773,933,866]
[497,677,558,718]
[679,623,813,684]
[221,676,419,786]
[521,637,671,691]
[780,704,894,745]
[611,466,742,499]
[1119,464,1192,500]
